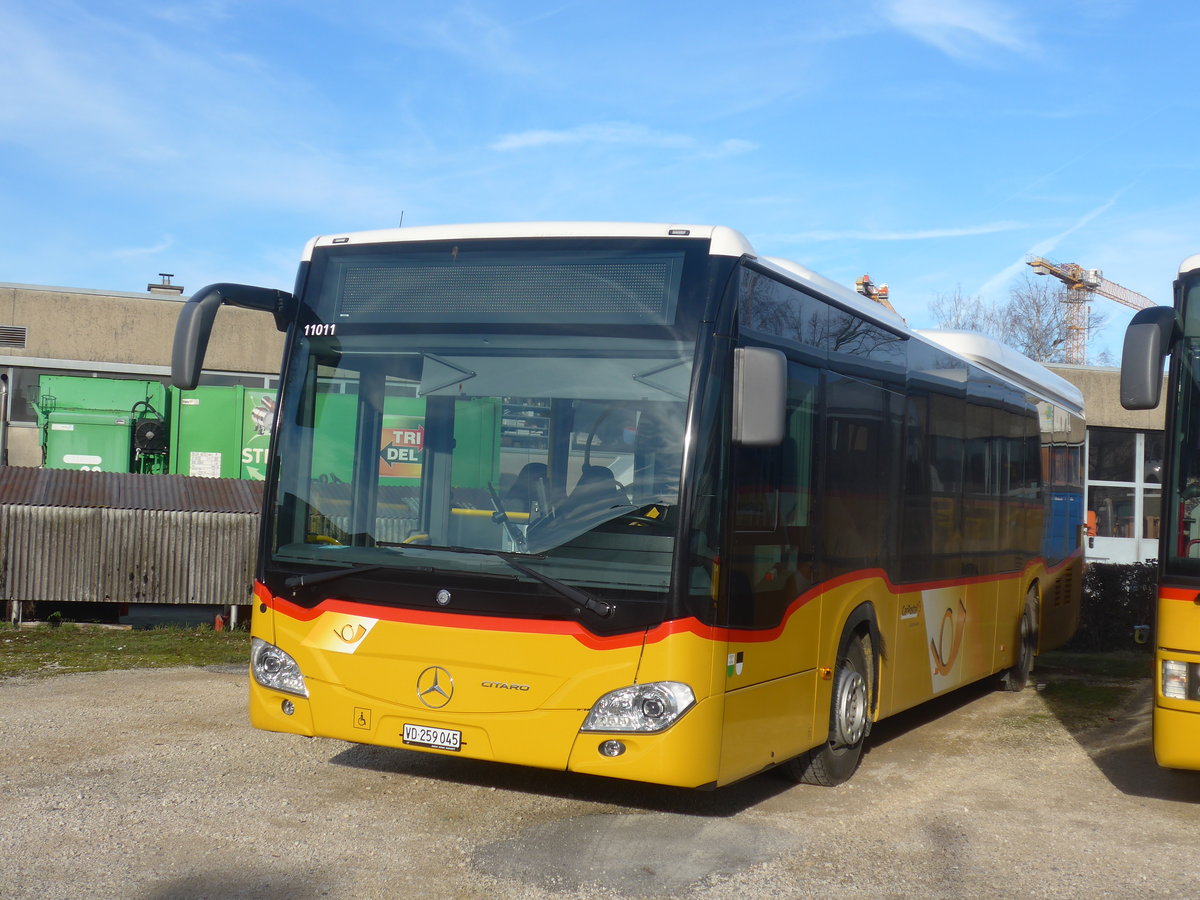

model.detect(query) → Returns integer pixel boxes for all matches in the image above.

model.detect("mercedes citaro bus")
[173,223,1083,788]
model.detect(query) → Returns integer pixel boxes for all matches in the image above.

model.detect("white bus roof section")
[918,329,1085,415]
[296,223,1080,415]
[759,256,910,331]
[1180,253,1200,276]
[303,222,756,260]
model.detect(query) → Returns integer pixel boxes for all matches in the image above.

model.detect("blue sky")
[1,0,1196,362]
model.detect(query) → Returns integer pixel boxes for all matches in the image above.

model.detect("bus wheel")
[1001,593,1037,692]
[784,632,872,786]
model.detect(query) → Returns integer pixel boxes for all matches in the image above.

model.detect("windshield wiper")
[279,548,612,618]
[283,563,399,592]
[417,545,614,619]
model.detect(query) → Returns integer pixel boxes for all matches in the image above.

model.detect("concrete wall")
[7,427,40,468]
[0,284,285,373]
[1047,364,1167,430]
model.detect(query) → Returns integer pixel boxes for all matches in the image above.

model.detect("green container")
[313,394,500,489]
[242,389,277,480]
[43,410,133,472]
[169,386,245,478]
[35,376,168,473]
[168,386,499,485]
[36,375,166,420]
[170,385,280,481]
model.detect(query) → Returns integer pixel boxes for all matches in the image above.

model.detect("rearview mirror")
[1120,306,1176,410]
[732,347,786,446]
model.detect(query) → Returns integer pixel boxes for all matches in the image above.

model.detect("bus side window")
[821,374,894,578]
[727,361,818,628]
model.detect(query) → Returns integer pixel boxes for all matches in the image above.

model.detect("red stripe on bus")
[255,551,1072,649]
[1160,586,1200,603]
[256,583,647,650]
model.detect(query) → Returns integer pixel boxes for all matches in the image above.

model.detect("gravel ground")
[1,665,1197,900]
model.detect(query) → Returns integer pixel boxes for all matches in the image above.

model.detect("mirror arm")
[171,283,295,390]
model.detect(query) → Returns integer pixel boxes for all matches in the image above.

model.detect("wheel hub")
[832,669,868,748]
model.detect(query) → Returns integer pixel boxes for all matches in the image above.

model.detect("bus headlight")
[251,638,308,697]
[581,682,695,733]
[1162,659,1190,700]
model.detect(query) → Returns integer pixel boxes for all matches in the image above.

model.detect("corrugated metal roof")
[0,467,263,514]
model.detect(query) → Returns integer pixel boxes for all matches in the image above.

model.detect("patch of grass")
[1037,649,1153,681]
[0,624,249,680]
[1028,650,1150,734]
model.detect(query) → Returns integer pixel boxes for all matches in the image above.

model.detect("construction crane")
[855,274,904,320]
[1027,256,1154,365]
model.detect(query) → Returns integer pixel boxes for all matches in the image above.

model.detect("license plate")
[402,723,462,751]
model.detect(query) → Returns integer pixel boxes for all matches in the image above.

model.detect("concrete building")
[0,281,285,468]
[1049,364,1167,566]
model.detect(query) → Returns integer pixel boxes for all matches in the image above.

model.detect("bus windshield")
[1165,277,1200,576]
[269,331,693,604]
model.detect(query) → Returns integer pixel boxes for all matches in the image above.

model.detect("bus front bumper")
[250,678,726,788]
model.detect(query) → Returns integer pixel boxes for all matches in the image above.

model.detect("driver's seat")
[559,466,626,520]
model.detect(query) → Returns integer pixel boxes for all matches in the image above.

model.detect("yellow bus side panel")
[1039,555,1083,653]
[1153,592,1200,770]
[832,569,1034,721]
[718,670,818,783]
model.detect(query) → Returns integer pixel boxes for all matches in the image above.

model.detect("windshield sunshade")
[318,249,685,325]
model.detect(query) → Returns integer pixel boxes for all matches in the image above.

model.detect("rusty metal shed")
[0,467,263,608]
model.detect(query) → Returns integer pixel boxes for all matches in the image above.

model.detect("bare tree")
[930,286,1008,336]
[1003,272,1109,364]
[929,275,1109,364]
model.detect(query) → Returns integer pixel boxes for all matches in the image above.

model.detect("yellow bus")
[1121,254,1200,770]
[173,223,1083,788]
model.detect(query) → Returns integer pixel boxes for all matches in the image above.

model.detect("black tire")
[784,632,873,786]
[1002,592,1038,692]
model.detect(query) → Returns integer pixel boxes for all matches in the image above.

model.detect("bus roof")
[302,222,756,260]
[758,256,911,331]
[918,329,1084,414]
[297,222,1082,414]
[1180,253,1200,276]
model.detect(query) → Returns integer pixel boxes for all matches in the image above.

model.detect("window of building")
[1088,427,1135,483]
[1087,427,1161,542]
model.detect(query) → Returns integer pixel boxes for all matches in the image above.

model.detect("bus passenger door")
[719,359,821,780]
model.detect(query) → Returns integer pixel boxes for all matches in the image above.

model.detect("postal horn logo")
[416,666,454,709]
[931,599,968,677]
[334,623,367,644]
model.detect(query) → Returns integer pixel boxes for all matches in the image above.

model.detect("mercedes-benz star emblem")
[416,666,454,709]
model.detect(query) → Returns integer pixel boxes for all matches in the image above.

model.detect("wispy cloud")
[110,236,175,259]
[491,123,756,157]
[977,196,1120,297]
[782,221,1027,242]
[148,1,234,30]
[879,0,1037,61]
[411,2,536,76]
